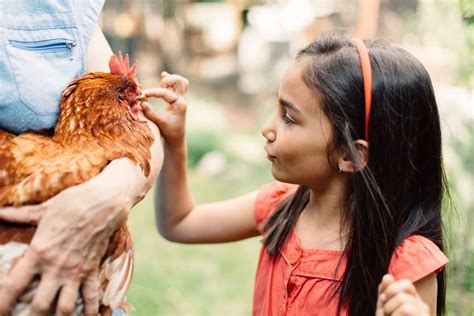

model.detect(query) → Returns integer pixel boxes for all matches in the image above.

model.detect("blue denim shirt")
[0,0,104,134]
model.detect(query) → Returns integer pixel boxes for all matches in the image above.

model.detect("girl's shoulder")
[389,235,448,283]
[254,181,298,233]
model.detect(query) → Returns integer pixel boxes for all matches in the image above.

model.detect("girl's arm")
[376,273,437,316]
[0,24,164,316]
[156,142,259,243]
[142,74,260,244]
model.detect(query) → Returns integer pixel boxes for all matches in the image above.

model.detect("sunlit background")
[99,0,473,315]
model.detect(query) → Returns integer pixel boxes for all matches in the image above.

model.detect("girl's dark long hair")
[263,35,447,315]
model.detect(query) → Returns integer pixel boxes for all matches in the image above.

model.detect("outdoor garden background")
[100,0,473,314]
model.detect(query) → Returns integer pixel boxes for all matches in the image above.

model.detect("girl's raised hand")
[158,71,189,95]
[376,274,430,316]
[141,72,189,149]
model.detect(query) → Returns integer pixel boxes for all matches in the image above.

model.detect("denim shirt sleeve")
[0,0,104,134]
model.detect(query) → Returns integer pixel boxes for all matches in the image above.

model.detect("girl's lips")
[264,147,276,161]
[266,154,276,161]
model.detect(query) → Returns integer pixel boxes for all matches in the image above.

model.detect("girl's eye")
[281,114,295,125]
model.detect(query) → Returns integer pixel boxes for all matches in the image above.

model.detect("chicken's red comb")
[109,51,138,82]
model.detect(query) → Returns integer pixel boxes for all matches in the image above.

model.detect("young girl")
[141,34,449,315]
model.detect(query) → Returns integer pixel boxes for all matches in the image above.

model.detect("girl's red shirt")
[252,182,448,316]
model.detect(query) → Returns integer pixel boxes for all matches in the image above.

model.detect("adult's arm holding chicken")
[0,24,164,316]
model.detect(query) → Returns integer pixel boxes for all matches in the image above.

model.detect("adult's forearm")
[69,159,147,237]
[79,118,163,233]
[155,143,195,239]
[129,119,164,201]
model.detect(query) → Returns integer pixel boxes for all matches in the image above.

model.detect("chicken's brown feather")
[0,130,18,186]
[0,73,154,207]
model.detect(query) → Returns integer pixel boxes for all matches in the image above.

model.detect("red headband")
[352,38,372,141]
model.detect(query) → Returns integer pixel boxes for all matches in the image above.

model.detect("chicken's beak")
[135,94,147,103]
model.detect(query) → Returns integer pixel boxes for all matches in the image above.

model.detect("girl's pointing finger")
[142,88,178,104]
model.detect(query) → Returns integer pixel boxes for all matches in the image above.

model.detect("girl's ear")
[338,140,369,173]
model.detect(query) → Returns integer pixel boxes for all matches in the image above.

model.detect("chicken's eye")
[123,88,134,98]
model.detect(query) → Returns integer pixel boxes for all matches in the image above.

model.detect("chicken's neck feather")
[53,73,136,145]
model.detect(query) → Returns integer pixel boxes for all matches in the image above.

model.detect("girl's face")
[262,59,337,188]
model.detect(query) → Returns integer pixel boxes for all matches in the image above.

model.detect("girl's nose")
[261,123,276,143]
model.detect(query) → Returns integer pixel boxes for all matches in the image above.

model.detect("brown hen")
[0,52,154,315]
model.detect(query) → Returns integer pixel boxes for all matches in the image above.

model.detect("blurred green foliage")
[445,116,474,314]
[186,130,222,168]
[459,0,474,86]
